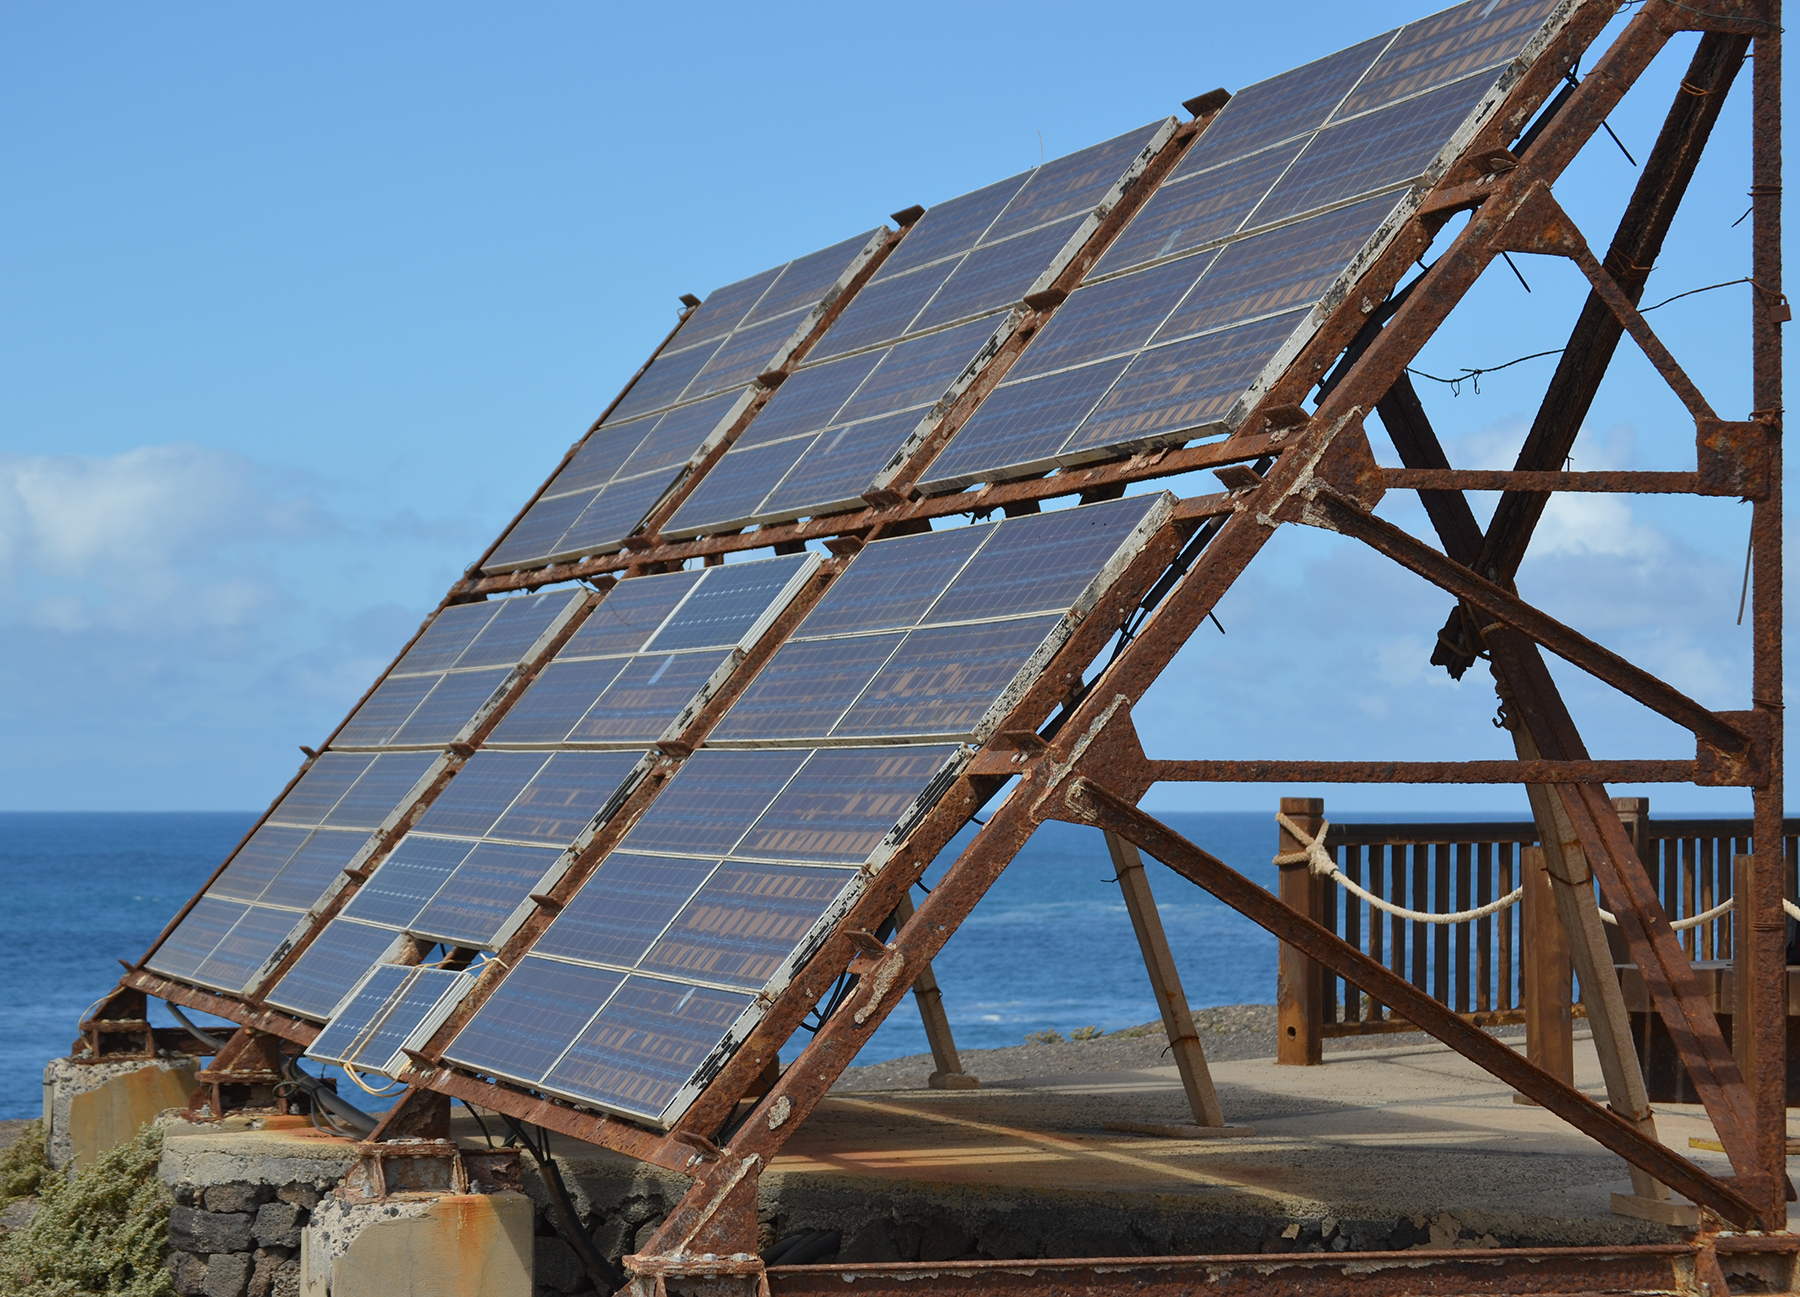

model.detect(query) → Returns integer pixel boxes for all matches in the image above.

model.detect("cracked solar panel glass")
[307,963,413,1063]
[831,616,1063,739]
[488,751,643,844]
[543,977,754,1122]
[389,668,511,747]
[444,957,624,1086]
[735,746,958,864]
[566,650,732,744]
[486,659,631,744]
[411,752,552,838]
[276,760,375,829]
[876,175,1028,281]
[705,634,904,743]
[929,496,1161,622]
[982,121,1169,243]
[412,843,561,947]
[756,409,922,522]
[147,897,247,981]
[796,527,987,637]
[618,751,808,858]
[341,836,475,930]
[1254,73,1494,227]
[647,553,811,651]
[535,853,721,967]
[335,675,438,747]
[260,829,370,910]
[1169,33,1393,180]
[639,864,855,990]
[732,351,885,451]
[266,920,402,1019]
[1151,193,1399,344]
[394,602,504,675]
[209,825,310,902]
[908,217,1081,334]
[917,360,1129,491]
[456,593,580,671]
[561,571,702,659]
[322,753,438,830]
[1338,0,1562,118]
[193,905,301,991]
[346,968,469,1074]
[1066,309,1309,453]
[1090,143,1306,281]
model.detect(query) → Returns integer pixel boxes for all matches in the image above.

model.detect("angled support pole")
[892,891,978,1090]
[1106,830,1229,1126]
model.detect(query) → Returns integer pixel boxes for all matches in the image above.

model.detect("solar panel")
[917,0,1564,496]
[306,965,473,1078]
[660,122,1179,539]
[480,230,888,573]
[264,920,409,1019]
[438,496,1170,1125]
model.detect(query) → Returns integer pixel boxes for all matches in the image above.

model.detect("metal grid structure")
[80,0,1789,1289]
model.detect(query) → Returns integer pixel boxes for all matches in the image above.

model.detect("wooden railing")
[1275,797,1800,1063]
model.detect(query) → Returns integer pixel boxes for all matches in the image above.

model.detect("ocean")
[1,808,1349,1120]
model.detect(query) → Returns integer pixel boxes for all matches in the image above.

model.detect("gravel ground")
[834,1003,1532,1090]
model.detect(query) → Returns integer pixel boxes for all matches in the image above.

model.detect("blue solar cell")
[705,634,904,743]
[687,314,804,399]
[554,472,673,557]
[647,554,811,652]
[662,438,809,538]
[323,753,439,831]
[346,967,469,1073]
[444,956,623,1086]
[334,675,437,747]
[489,751,645,845]
[743,229,881,326]
[605,341,719,425]
[832,317,999,427]
[485,490,596,571]
[271,754,380,828]
[830,616,1063,739]
[260,828,370,911]
[640,864,856,991]
[544,976,754,1122]
[307,964,414,1063]
[928,496,1161,623]
[876,174,1028,280]
[983,121,1170,243]
[618,750,808,858]
[736,746,959,864]
[208,825,310,903]
[1091,142,1306,280]
[565,649,732,744]
[733,351,885,451]
[797,527,987,637]
[909,217,1082,334]
[755,409,923,523]
[146,896,248,982]
[193,905,300,992]
[454,592,579,671]
[916,360,1127,492]
[613,390,745,482]
[412,843,562,948]
[537,852,721,968]
[266,920,404,1020]
[341,836,475,930]
[1008,255,1206,380]
[545,418,657,497]
[389,668,511,747]
[485,659,631,745]
[393,602,504,676]
[1336,0,1561,118]
[410,752,552,839]
[559,571,703,659]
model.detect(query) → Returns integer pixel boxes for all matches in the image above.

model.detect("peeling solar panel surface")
[145,591,583,998]
[442,496,1169,1126]
[661,121,1176,539]
[268,556,816,1020]
[482,231,886,573]
[918,0,1564,494]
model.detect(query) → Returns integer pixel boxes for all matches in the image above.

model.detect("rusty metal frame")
[100,0,1789,1286]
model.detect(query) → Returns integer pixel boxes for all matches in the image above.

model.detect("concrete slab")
[43,1057,198,1170]
[302,1192,533,1297]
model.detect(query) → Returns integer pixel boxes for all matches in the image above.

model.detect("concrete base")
[301,1192,533,1297]
[43,1056,198,1170]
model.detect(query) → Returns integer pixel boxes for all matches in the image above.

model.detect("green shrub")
[0,1122,49,1208]
[0,1120,172,1297]
[1023,1029,1064,1045]
[1069,1025,1104,1041]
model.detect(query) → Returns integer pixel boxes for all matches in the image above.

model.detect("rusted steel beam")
[1434,31,1750,672]
[1305,488,1750,755]
[1384,468,1702,494]
[1147,758,1699,784]
[764,1244,1740,1297]
[1048,777,1764,1228]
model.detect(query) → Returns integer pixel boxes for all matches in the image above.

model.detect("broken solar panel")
[306,964,474,1079]
[266,555,819,1021]
[441,495,1170,1126]
[481,231,889,574]
[660,121,1179,539]
[917,0,1568,494]
[143,591,585,998]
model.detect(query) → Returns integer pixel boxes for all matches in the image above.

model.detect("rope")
[1274,812,1523,924]
[1595,895,1800,928]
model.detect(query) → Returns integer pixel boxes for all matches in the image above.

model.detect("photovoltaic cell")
[266,920,404,1020]
[260,828,369,911]
[735,746,958,863]
[485,659,631,744]
[308,964,414,1063]
[341,836,474,930]
[1338,0,1562,118]
[983,121,1168,243]
[321,753,438,830]
[908,217,1082,334]
[340,968,470,1074]
[193,905,301,992]
[565,650,733,743]
[555,474,676,558]
[410,752,552,839]
[551,419,654,497]
[147,897,248,981]
[915,360,1127,489]
[536,853,722,967]
[754,409,923,522]
[1009,256,1208,379]
[796,528,987,637]
[445,957,624,1086]
[930,497,1161,621]
[639,864,855,990]
[488,751,646,844]
[1089,143,1305,280]
[605,342,718,426]
[833,317,998,426]
[872,175,1025,281]
[411,843,561,947]
[662,441,809,537]
[742,231,877,325]
[456,594,579,671]
[335,675,438,748]
[208,825,310,903]
[543,977,754,1122]
[486,492,594,570]
[705,634,905,743]
[614,391,742,481]
[389,668,511,747]
[618,751,807,858]
[647,553,811,651]
[560,572,702,659]
[731,351,886,450]
[394,602,503,676]
[832,616,1063,739]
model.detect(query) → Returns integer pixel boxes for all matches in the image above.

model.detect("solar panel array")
[441,495,1170,1125]
[266,555,818,1026]
[917,0,1564,493]
[146,591,585,995]
[306,964,473,1075]
[482,231,888,573]
[660,121,1178,538]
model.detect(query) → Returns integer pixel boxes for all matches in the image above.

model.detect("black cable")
[500,1114,625,1293]
[459,1097,495,1149]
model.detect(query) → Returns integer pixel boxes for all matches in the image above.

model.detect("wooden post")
[1733,852,1758,1090]
[893,892,978,1090]
[1522,845,1574,1086]
[1106,830,1226,1126]
[1277,797,1325,1066]
[1610,797,1651,966]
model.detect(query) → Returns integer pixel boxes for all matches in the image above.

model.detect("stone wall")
[166,1180,319,1297]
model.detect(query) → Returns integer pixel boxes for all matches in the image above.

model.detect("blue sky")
[0,2,1787,816]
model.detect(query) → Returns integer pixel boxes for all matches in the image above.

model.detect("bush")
[0,1122,49,1208]
[1023,1029,1064,1045]
[0,1120,173,1297]
[1069,1026,1104,1041]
